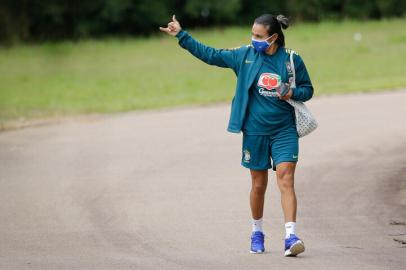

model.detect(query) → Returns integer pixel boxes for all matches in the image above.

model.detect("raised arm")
[159,15,240,71]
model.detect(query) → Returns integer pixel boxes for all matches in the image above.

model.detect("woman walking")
[160,13,313,257]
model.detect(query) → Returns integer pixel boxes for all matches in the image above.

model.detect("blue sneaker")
[284,234,305,257]
[250,231,265,253]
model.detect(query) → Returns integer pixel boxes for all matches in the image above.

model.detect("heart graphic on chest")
[258,73,281,90]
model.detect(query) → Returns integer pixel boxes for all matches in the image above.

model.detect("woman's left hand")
[277,88,293,100]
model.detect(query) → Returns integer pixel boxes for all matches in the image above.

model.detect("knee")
[252,181,267,195]
[277,171,294,192]
[251,172,267,195]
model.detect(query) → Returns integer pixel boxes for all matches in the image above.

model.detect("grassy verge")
[1,18,405,126]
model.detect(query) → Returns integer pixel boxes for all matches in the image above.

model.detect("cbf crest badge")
[243,149,251,163]
[286,61,293,75]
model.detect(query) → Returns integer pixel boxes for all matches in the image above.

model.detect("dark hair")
[254,14,289,47]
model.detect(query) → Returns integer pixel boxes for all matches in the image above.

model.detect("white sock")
[285,222,296,238]
[252,218,263,232]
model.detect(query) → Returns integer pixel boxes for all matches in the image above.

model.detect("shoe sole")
[284,240,305,257]
[250,249,265,254]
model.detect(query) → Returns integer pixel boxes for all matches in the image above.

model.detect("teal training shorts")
[241,126,299,171]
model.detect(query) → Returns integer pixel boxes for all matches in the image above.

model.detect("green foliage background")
[1,0,405,43]
[1,18,405,126]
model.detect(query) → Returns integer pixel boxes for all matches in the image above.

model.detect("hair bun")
[276,15,289,29]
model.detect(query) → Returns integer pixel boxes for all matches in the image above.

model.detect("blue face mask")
[251,35,275,53]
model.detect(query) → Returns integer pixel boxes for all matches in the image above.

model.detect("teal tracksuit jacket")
[175,29,313,133]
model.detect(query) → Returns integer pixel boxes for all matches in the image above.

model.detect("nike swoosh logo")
[245,60,254,64]
[293,155,298,158]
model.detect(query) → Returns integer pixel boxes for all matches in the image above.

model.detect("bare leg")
[276,162,297,222]
[250,169,268,220]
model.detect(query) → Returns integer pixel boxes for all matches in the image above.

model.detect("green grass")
[1,18,406,125]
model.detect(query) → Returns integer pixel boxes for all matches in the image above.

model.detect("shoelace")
[251,233,264,244]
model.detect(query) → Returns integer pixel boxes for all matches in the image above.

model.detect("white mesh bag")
[286,50,318,137]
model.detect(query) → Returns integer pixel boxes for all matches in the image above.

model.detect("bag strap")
[289,50,296,88]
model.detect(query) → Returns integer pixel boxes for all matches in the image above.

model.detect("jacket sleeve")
[291,54,314,102]
[175,30,240,72]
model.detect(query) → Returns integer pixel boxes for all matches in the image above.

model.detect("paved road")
[1,90,406,269]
